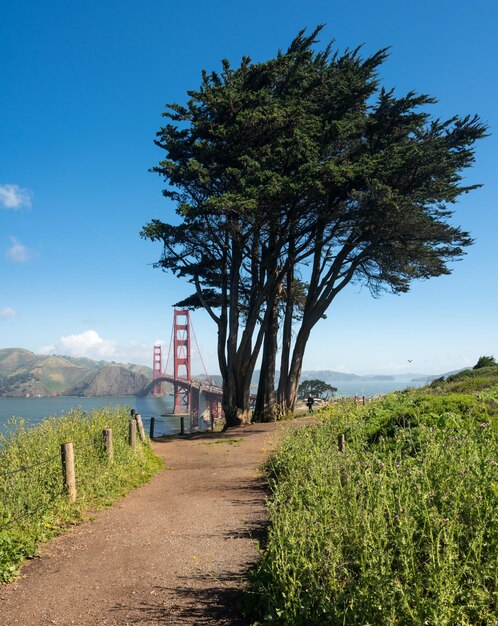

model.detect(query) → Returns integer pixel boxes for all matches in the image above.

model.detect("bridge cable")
[190,316,210,380]
[163,317,174,375]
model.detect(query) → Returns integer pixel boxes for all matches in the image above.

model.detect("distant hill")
[202,369,439,388]
[194,374,224,387]
[1,348,453,397]
[266,369,423,385]
[0,348,153,397]
[410,369,466,384]
[301,370,466,385]
[300,370,396,383]
[193,368,462,390]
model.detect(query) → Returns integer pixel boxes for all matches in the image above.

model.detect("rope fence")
[1,408,220,533]
[0,488,65,531]
[0,412,149,532]
[0,454,58,478]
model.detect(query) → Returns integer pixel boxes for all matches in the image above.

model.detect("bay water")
[0,379,423,437]
[0,395,178,438]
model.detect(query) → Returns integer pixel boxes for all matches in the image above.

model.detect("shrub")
[0,406,163,582]
[474,355,496,370]
[249,384,498,624]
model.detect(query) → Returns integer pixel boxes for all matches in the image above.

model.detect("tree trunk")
[223,231,243,428]
[223,325,261,428]
[284,322,312,413]
[253,299,279,422]
[223,367,241,428]
[277,265,294,408]
[235,342,253,424]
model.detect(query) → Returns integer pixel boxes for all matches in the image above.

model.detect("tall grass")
[250,383,498,625]
[0,406,163,582]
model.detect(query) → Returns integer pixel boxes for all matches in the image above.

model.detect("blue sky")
[1,0,496,375]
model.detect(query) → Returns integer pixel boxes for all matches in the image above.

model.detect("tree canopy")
[142,27,486,425]
[474,356,496,370]
[298,379,338,399]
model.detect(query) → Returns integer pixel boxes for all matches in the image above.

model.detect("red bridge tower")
[173,309,191,413]
[152,345,163,396]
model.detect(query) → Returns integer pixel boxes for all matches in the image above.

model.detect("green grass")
[248,369,498,625]
[430,365,498,394]
[0,406,163,582]
[203,437,245,446]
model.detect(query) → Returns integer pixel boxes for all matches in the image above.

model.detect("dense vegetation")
[144,27,486,424]
[249,366,498,624]
[0,407,163,582]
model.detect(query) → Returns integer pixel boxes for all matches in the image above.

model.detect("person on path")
[307,396,315,412]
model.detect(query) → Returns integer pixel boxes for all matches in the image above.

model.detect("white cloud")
[5,236,34,263]
[0,307,17,320]
[39,333,201,370]
[0,184,32,210]
[41,330,120,360]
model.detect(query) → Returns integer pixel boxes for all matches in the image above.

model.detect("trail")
[0,420,300,626]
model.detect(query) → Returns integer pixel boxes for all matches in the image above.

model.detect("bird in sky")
[408,360,413,363]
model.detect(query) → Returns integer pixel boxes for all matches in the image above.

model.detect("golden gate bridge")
[144,309,224,429]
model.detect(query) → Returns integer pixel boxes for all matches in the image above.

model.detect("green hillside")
[0,349,153,397]
[429,364,498,393]
[250,363,498,625]
[0,348,38,374]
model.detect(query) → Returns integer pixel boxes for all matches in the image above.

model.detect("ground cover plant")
[203,437,245,446]
[430,364,498,394]
[0,407,163,582]
[249,369,498,625]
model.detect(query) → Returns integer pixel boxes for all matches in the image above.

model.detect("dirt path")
[0,420,301,626]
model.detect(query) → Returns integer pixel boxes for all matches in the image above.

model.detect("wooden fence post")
[136,414,146,443]
[149,416,155,439]
[129,419,137,448]
[103,428,113,462]
[338,433,346,453]
[362,395,366,405]
[61,442,77,502]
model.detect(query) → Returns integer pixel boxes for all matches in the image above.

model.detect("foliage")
[430,364,498,394]
[0,407,163,582]
[143,26,487,422]
[248,374,498,624]
[474,355,496,370]
[298,379,337,399]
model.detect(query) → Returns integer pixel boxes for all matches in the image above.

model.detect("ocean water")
[0,379,423,437]
[333,379,424,398]
[0,395,178,437]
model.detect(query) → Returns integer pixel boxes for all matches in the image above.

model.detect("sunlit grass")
[0,407,163,582]
[249,372,498,625]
